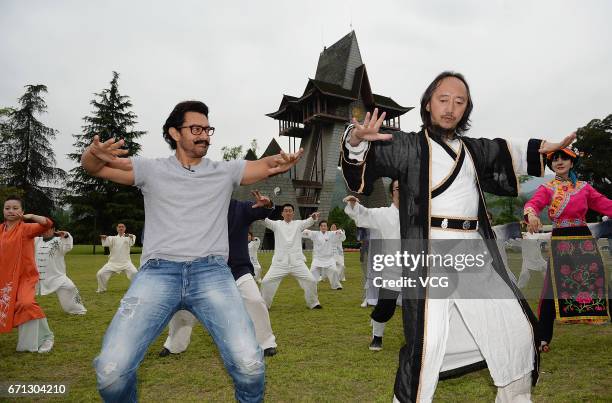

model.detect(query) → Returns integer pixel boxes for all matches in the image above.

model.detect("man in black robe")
[341,71,575,402]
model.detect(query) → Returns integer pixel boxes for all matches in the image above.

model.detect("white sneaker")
[38,339,54,353]
[360,299,368,308]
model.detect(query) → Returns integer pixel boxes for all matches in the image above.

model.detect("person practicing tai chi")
[515,231,550,289]
[344,179,401,351]
[1,195,55,353]
[35,223,87,315]
[341,71,576,402]
[82,100,301,402]
[96,223,138,293]
[303,220,345,290]
[524,147,612,353]
[248,232,263,283]
[159,190,279,358]
[260,205,322,309]
[330,224,347,281]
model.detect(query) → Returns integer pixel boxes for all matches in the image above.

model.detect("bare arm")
[20,213,49,225]
[241,149,304,185]
[81,135,135,186]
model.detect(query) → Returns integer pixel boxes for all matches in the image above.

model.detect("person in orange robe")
[1,195,55,352]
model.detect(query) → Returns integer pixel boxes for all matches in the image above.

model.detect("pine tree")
[66,72,146,247]
[0,85,66,215]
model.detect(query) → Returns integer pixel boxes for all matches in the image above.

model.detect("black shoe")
[334,287,343,290]
[158,347,171,357]
[312,304,323,309]
[369,336,383,351]
[264,347,277,357]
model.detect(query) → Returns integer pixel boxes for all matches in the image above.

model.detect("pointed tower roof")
[314,31,362,90]
[260,138,282,158]
[244,149,258,161]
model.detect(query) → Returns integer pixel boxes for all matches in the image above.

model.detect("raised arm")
[21,214,53,238]
[341,108,410,195]
[101,235,110,247]
[241,149,304,185]
[465,132,576,197]
[244,191,275,223]
[586,184,612,216]
[299,213,318,231]
[263,218,276,231]
[56,231,74,254]
[81,135,134,186]
[343,195,382,230]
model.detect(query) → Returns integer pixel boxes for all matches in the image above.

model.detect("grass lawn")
[1,250,610,402]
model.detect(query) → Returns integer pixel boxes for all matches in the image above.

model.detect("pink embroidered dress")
[524,179,612,230]
[524,178,612,342]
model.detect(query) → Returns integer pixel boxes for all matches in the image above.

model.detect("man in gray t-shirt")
[82,100,302,403]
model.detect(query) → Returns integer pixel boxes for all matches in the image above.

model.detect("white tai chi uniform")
[260,217,321,309]
[303,230,344,290]
[332,229,346,281]
[96,234,138,292]
[249,237,263,283]
[345,202,401,338]
[35,233,86,315]
[516,232,550,289]
[164,273,277,352]
[349,137,535,403]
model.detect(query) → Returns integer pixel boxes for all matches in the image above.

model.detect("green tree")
[328,206,357,246]
[66,72,145,248]
[574,114,611,199]
[484,175,531,225]
[222,139,259,161]
[0,85,66,215]
[221,145,244,161]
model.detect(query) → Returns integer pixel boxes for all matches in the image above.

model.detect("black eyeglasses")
[177,125,215,136]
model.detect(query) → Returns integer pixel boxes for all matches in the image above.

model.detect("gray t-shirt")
[132,155,246,265]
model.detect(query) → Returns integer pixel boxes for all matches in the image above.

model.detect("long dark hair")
[420,71,473,135]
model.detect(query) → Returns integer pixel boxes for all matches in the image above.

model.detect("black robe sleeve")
[463,137,544,197]
[340,125,414,195]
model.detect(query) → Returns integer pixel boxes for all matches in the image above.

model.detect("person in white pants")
[516,231,550,289]
[260,204,322,309]
[303,220,344,290]
[160,192,279,356]
[344,180,401,351]
[35,226,87,315]
[330,224,346,281]
[96,223,138,293]
[248,232,263,283]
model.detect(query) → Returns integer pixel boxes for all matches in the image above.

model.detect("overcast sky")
[1,0,610,173]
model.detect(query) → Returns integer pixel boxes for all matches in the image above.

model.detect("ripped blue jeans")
[93,256,265,402]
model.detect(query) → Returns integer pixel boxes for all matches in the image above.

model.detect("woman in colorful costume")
[524,148,612,352]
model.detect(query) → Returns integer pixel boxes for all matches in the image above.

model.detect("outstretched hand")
[348,108,392,146]
[342,195,360,207]
[311,211,320,221]
[89,135,129,164]
[267,149,304,176]
[539,132,576,154]
[251,190,272,208]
